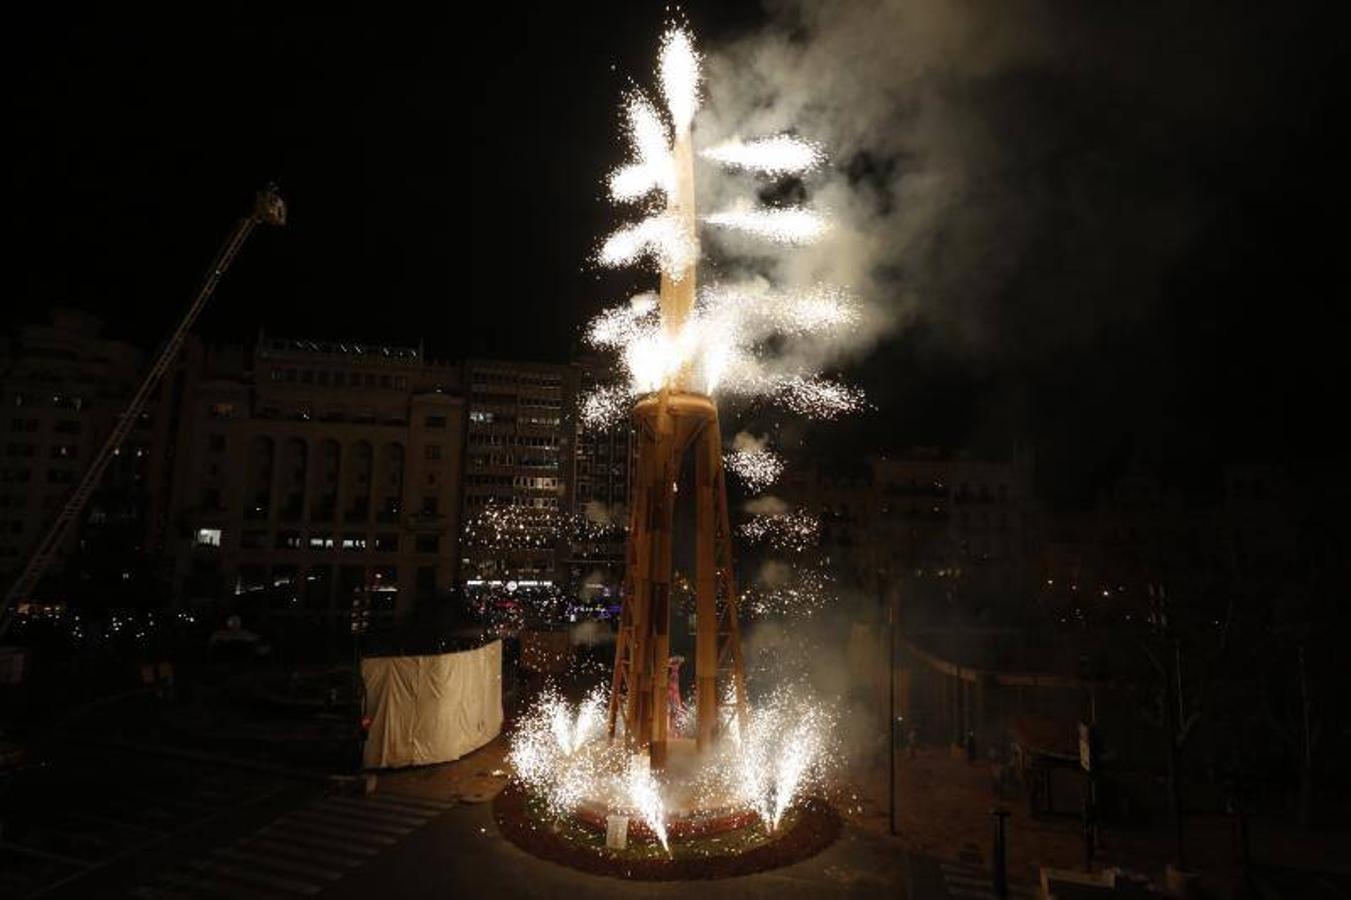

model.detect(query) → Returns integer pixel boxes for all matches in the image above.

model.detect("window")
[415,534,440,554]
[421,496,439,515]
[342,534,367,551]
[309,533,335,549]
[194,528,222,547]
[425,444,442,461]
[209,402,237,419]
[425,415,447,428]
[276,530,303,549]
[374,533,399,552]
[416,566,436,592]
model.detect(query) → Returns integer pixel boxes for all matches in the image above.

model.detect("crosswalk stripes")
[939,860,1038,900]
[126,791,453,898]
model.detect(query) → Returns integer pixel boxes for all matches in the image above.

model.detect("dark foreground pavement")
[327,794,914,900]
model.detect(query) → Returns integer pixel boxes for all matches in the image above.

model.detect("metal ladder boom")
[0,185,285,639]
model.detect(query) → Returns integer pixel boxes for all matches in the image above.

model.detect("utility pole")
[1151,583,1187,871]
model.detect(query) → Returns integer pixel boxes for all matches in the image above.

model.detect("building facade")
[564,357,633,603]
[781,448,1034,603]
[164,337,464,623]
[459,359,575,594]
[0,309,176,603]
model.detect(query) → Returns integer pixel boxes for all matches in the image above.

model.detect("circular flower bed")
[493,781,840,880]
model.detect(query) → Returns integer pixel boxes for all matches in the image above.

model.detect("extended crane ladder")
[0,186,284,639]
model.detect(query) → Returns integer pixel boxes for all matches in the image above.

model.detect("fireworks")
[508,686,619,819]
[504,23,860,855]
[598,212,697,279]
[742,562,836,619]
[700,135,824,176]
[579,383,634,430]
[507,683,836,840]
[737,509,820,553]
[659,26,700,135]
[462,500,624,553]
[728,689,837,832]
[588,24,862,419]
[704,205,830,245]
[609,96,674,203]
[625,754,671,853]
[770,375,868,419]
[725,442,785,493]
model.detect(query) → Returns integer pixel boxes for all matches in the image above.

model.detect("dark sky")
[7,2,1344,498]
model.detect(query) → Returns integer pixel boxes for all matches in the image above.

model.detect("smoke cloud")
[696,0,1286,373]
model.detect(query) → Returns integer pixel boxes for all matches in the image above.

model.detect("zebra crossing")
[938,859,1037,900]
[126,790,453,899]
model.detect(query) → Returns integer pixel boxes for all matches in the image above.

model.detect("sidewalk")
[843,743,1351,891]
[374,734,512,804]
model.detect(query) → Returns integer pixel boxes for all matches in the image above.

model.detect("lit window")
[194,528,222,547]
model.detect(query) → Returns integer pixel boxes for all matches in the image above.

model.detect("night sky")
[8,2,1344,500]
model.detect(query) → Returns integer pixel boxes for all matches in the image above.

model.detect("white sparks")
[704,205,831,245]
[737,509,820,553]
[701,134,824,176]
[609,95,674,202]
[730,689,836,832]
[659,27,700,135]
[579,383,634,430]
[625,754,670,853]
[772,375,867,419]
[599,212,697,280]
[725,443,785,493]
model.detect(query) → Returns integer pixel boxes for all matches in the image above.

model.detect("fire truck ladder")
[0,185,286,640]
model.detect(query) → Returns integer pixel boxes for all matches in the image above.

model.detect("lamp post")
[882,568,897,836]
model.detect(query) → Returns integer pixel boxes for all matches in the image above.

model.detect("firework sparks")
[626,754,671,853]
[771,375,868,419]
[599,212,697,278]
[579,383,634,430]
[725,442,785,493]
[609,96,674,203]
[462,500,624,554]
[743,562,837,619]
[700,134,824,176]
[593,25,864,415]
[737,509,820,553]
[727,689,837,831]
[704,205,830,245]
[659,26,700,135]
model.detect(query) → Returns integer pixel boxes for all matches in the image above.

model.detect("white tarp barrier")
[361,640,503,769]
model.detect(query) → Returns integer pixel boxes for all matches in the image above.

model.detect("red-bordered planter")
[493,781,841,880]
